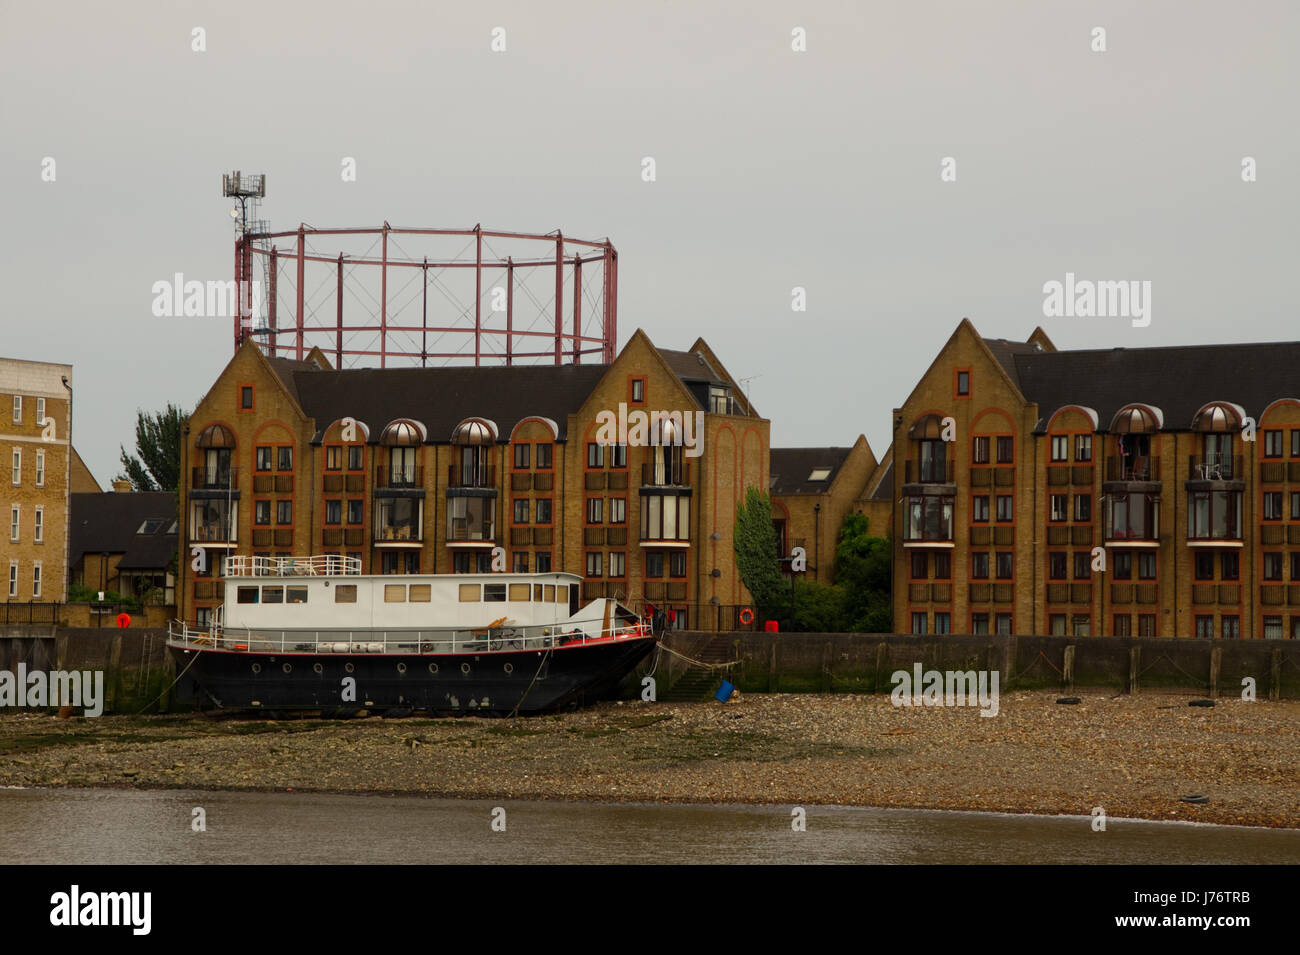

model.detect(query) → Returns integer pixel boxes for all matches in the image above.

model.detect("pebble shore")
[1,690,1296,829]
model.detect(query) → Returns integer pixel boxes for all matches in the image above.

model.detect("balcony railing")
[191,467,238,490]
[1104,457,1160,482]
[1261,525,1285,545]
[376,466,424,489]
[640,462,691,487]
[903,460,955,484]
[511,472,532,492]
[1188,454,1241,481]
[447,520,495,542]
[1260,460,1286,484]
[374,524,423,543]
[533,527,554,546]
[448,464,495,489]
[190,523,235,543]
[1261,585,1286,606]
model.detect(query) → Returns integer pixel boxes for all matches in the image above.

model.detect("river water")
[2,788,1297,864]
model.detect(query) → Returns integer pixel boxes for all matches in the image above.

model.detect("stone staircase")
[659,633,735,702]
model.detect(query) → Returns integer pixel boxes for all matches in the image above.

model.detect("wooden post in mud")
[1271,649,1283,702]
[767,642,778,693]
[874,642,887,693]
[1129,646,1141,695]
[1209,646,1221,698]
[1063,645,1075,692]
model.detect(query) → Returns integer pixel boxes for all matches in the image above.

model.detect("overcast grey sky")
[3,0,1296,486]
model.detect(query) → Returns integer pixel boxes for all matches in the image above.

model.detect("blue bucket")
[715,680,736,702]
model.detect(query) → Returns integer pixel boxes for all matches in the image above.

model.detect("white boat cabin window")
[484,583,506,602]
[263,586,284,604]
[237,587,259,604]
[533,585,544,601]
[384,584,406,603]
[287,587,308,604]
[409,584,431,602]
[555,584,567,603]
[334,585,357,603]
[543,584,555,602]
[509,583,529,601]
[459,584,481,602]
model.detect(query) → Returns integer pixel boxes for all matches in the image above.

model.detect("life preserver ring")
[738,608,755,626]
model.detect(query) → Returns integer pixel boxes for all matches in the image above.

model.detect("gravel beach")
[1,690,1296,829]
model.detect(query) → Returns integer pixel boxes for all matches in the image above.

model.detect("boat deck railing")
[222,555,363,577]
[167,617,651,656]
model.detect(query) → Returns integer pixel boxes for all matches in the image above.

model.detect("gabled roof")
[657,348,725,385]
[769,447,852,495]
[1006,341,1300,432]
[70,492,178,571]
[981,337,1048,389]
[266,357,322,405]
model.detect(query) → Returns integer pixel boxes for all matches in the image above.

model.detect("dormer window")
[708,386,731,414]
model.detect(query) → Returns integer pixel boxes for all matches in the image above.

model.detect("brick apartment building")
[893,318,1300,639]
[2,357,100,604]
[178,330,769,630]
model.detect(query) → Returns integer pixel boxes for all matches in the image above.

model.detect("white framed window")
[32,562,41,599]
[35,451,44,487]
[9,505,18,541]
[36,397,45,425]
[11,395,20,424]
[34,506,43,542]
[7,561,16,598]
[608,551,625,577]
[11,448,19,485]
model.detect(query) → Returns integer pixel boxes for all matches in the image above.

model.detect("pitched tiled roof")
[70,492,179,570]
[769,447,852,495]
[1006,341,1300,432]
[657,349,723,384]
[981,337,1047,389]
[287,363,610,442]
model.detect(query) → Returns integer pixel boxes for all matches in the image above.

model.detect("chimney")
[112,479,132,493]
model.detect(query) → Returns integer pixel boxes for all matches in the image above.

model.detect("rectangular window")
[996,436,1013,464]
[669,552,687,577]
[1073,552,1089,579]
[325,500,342,524]
[1113,615,1131,637]
[326,446,341,470]
[1073,495,1091,522]
[254,500,270,525]
[995,552,1013,579]
[1263,492,1283,520]
[484,584,506,602]
[33,507,42,543]
[1221,551,1239,580]
[971,552,989,579]
[512,552,529,573]
[514,499,530,524]
[1291,553,1300,580]
[956,371,969,396]
[609,552,626,577]
[256,447,272,471]
[631,378,645,402]
[995,614,1012,635]
[347,446,363,471]
[972,613,989,635]
[9,506,18,542]
[1049,494,1067,522]
[334,584,357,603]
[35,451,44,487]
[277,446,293,471]
[1221,616,1240,639]
[7,561,15,598]
[408,584,431,603]
[1194,552,1214,580]
[934,612,951,634]
[35,397,44,425]
[1050,614,1066,636]
[611,444,627,468]
[586,552,602,577]
[972,436,990,465]
[276,500,292,525]
[587,443,604,468]
[1264,430,1283,458]
[536,498,553,524]
[384,584,406,603]
[1049,552,1066,580]
[1050,435,1068,462]
[535,552,552,573]
[933,552,951,580]
[262,586,284,604]
[911,612,927,635]
[586,498,603,523]
[911,551,928,579]
[972,496,989,522]
[32,563,41,599]
[452,553,471,574]
[536,444,552,469]
[1263,616,1283,639]
[1292,492,1300,520]
[11,449,20,485]
[645,552,664,578]
[12,395,20,424]
[240,386,253,409]
[1292,430,1300,458]
[1114,552,1132,580]
[1138,553,1156,580]
[1075,434,1092,462]
[237,586,259,604]
[996,495,1013,522]
[1194,615,1213,638]
[1263,553,1283,580]
[609,498,626,524]
[514,444,530,469]
[1138,614,1157,637]
[347,500,363,525]
[1072,615,1090,637]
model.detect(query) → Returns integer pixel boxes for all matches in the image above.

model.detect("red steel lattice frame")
[234,224,618,367]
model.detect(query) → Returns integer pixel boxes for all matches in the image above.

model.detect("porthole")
[251,663,262,674]
[503,663,514,675]
[313,663,323,674]
[460,662,471,674]
[428,663,439,674]
[282,663,292,674]
[345,662,355,674]
[396,662,407,674]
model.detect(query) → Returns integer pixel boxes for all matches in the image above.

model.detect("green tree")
[118,403,188,492]
[733,487,785,618]
[834,513,893,632]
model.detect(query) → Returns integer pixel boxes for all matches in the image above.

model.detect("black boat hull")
[170,636,656,715]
